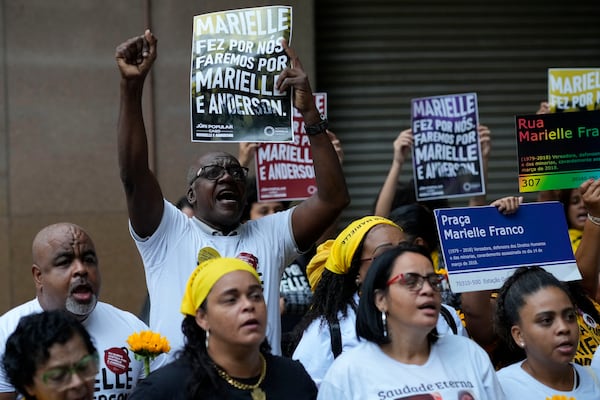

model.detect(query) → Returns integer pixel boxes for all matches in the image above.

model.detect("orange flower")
[127,330,170,357]
[127,330,170,377]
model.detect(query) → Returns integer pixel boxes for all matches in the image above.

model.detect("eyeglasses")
[41,353,99,391]
[191,164,249,184]
[387,272,445,292]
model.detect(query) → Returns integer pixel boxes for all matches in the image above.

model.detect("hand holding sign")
[435,202,579,293]
[575,178,600,298]
[238,142,260,168]
[478,125,491,162]
[393,129,414,165]
[581,178,600,219]
[490,196,523,215]
[276,41,319,123]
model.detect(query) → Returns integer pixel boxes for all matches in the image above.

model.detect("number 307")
[522,178,540,187]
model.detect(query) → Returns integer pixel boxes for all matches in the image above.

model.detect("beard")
[65,293,98,318]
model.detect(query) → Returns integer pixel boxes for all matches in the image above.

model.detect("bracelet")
[304,116,328,135]
[588,213,600,226]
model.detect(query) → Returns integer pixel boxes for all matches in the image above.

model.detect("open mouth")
[417,302,439,315]
[556,340,576,355]
[241,318,260,329]
[216,189,239,204]
[70,283,94,303]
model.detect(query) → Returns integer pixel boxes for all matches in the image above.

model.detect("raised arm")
[374,129,413,216]
[536,101,551,115]
[277,43,350,250]
[574,178,600,298]
[115,30,164,238]
[238,142,260,169]
[468,124,491,207]
[461,195,522,352]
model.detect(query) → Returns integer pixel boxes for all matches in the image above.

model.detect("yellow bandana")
[180,257,261,316]
[306,216,400,290]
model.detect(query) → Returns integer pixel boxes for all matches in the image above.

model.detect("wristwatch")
[304,115,328,135]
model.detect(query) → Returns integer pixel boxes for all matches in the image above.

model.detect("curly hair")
[288,239,366,353]
[2,310,96,400]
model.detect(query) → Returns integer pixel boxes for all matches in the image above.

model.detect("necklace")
[214,354,266,400]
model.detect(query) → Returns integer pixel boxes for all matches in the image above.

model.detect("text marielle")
[195,7,290,36]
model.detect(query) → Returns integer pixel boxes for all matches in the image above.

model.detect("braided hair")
[288,239,366,353]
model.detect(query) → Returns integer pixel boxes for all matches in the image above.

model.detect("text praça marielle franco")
[440,215,524,240]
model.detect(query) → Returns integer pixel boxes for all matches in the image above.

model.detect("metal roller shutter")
[315,0,600,226]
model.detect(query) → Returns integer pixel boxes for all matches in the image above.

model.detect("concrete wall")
[0,0,314,315]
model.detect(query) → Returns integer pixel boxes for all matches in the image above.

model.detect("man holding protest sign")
[115,29,349,356]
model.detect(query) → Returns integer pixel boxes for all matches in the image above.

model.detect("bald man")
[0,223,161,400]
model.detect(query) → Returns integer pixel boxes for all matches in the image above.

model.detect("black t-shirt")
[129,353,317,400]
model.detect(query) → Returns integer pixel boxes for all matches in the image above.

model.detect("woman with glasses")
[290,216,406,386]
[318,244,504,399]
[2,310,98,400]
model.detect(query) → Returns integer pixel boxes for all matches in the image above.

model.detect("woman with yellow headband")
[290,216,407,386]
[129,257,317,399]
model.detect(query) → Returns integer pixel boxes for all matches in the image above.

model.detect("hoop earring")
[381,311,388,338]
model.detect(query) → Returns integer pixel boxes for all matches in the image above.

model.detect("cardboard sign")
[516,110,600,192]
[411,93,485,201]
[548,68,600,113]
[190,6,293,142]
[435,202,579,293]
[255,93,327,201]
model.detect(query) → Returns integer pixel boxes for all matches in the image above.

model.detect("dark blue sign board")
[435,202,579,292]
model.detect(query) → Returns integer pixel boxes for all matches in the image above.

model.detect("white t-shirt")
[318,335,504,400]
[293,296,467,387]
[0,299,159,399]
[292,299,361,388]
[132,200,298,356]
[592,347,600,379]
[498,361,600,399]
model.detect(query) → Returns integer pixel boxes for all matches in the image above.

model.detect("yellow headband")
[180,257,261,316]
[306,216,401,290]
